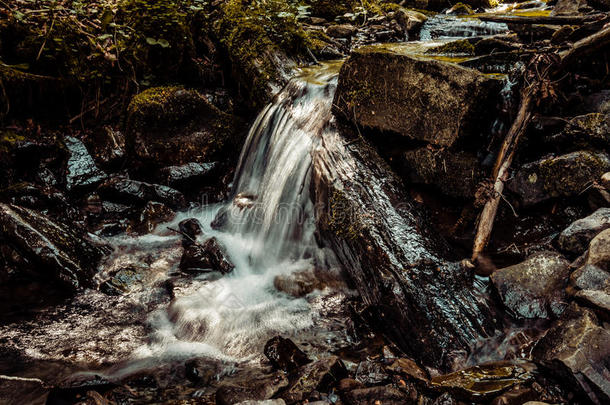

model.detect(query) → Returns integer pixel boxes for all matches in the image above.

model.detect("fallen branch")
[471,26,610,262]
[478,13,606,25]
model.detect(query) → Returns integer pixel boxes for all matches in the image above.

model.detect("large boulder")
[547,113,610,153]
[97,177,186,210]
[558,208,610,255]
[63,136,107,192]
[507,151,610,206]
[0,203,108,292]
[490,251,571,319]
[125,87,236,169]
[313,130,496,369]
[333,46,501,148]
[533,304,610,404]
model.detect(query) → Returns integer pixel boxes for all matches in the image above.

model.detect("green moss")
[127,86,184,116]
[426,39,475,55]
[0,130,25,153]
[538,152,608,197]
[327,189,362,240]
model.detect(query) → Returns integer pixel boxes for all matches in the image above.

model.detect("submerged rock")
[558,208,610,255]
[0,203,107,292]
[430,361,534,401]
[533,304,610,404]
[125,86,236,169]
[333,46,500,148]
[491,251,571,319]
[507,151,610,206]
[264,336,311,372]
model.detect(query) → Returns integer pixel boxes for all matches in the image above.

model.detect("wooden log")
[471,25,610,262]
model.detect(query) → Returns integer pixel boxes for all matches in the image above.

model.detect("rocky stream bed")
[1,0,610,404]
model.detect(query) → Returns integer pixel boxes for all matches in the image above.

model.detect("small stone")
[263,336,311,372]
[558,208,610,255]
[178,218,204,246]
[325,24,357,38]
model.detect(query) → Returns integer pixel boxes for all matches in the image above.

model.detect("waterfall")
[132,62,342,364]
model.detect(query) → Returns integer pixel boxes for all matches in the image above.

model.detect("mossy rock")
[426,39,475,55]
[125,86,238,168]
[508,151,610,206]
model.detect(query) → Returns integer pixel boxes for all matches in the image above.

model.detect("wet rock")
[533,304,610,404]
[491,251,571,319]
[355,359,390,385]
[281,356,347,404]
[157,161,220,190]
[507,151,610,206]
[558,208,610,255]
[83,126,126,169]
[313,134,496,369]
[129,201,175,235]
[446,2,474,14]
[395,9,428,36]
[343,385,409,405]
[602,172,610,189]
[385,357,430,384]
[551,0,597,15]
[430,361,534,401]
[99,265,147,296]
[0,377,48,405]
[179,237,234,274]
[333,47,501,148]
[273,269,327,297]
[216,372,289,405]
[125,86,236,169]
[399,147,485,198]
[325,24,357,38]
[0,203,107,292]
[63,136,107,192]
[178,218,204,246]
[490,386,538,405]
[474,36,521,55]
[235,401,286,405]
[264,336,311,372]
[97,177,186,210]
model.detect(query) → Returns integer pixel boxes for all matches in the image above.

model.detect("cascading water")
[123,62,343,366]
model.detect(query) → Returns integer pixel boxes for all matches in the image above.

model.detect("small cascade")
[420,15,508,40]
[133,63,342,364]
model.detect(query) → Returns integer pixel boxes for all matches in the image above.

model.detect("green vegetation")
[426,39,475,55]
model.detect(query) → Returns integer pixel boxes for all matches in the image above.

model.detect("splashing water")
[121,62,343,366]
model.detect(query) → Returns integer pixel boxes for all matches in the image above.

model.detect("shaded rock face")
[558,208,610,255]
[280,356,348,404]
[125,87,237,169]
[0,203,107,292]
[312,130,496,369]
[216,372,289,405]
[533,304,610,405]
[507,151,610,206]
[547,113,610,153]
[179,237,234,274]
[333,47,501,148]
[491,252,571,320]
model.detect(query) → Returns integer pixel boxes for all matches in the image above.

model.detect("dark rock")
[129,201,175,235]
[533,304,610,405]
[385,357,429,384]
[446,2,474,14]
[125,86,236,169]
[490,386,538,405]
[343,385,409,405]
[325,24,357,38]
[395,9,428,36]
[551,0,599,15]
[97,177,186,210]
[179,237,234,274]
[273,269,328,297]
[571,264,609,292]
[63,136,107,192]
[337,378,364,392]
[0,203,108,292]
[158,161,220,190]
[281,356,347,404]
[433,392,457,405]
[263,336,311,372]
[215,372,289,405]
[312,134,496,369]
[0,377,48,405]
[507,151,610,206]
[430,361,534,401]
[100,265,147,296]
[355,359,390,385]
[474,36,521,55]
[400,147,485,198]
[558,208,610,255]
[491,251,571,319]
[333,46,501,148]
[178,218,204,246]
[547,113,610,152]
[83,126,126,169]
